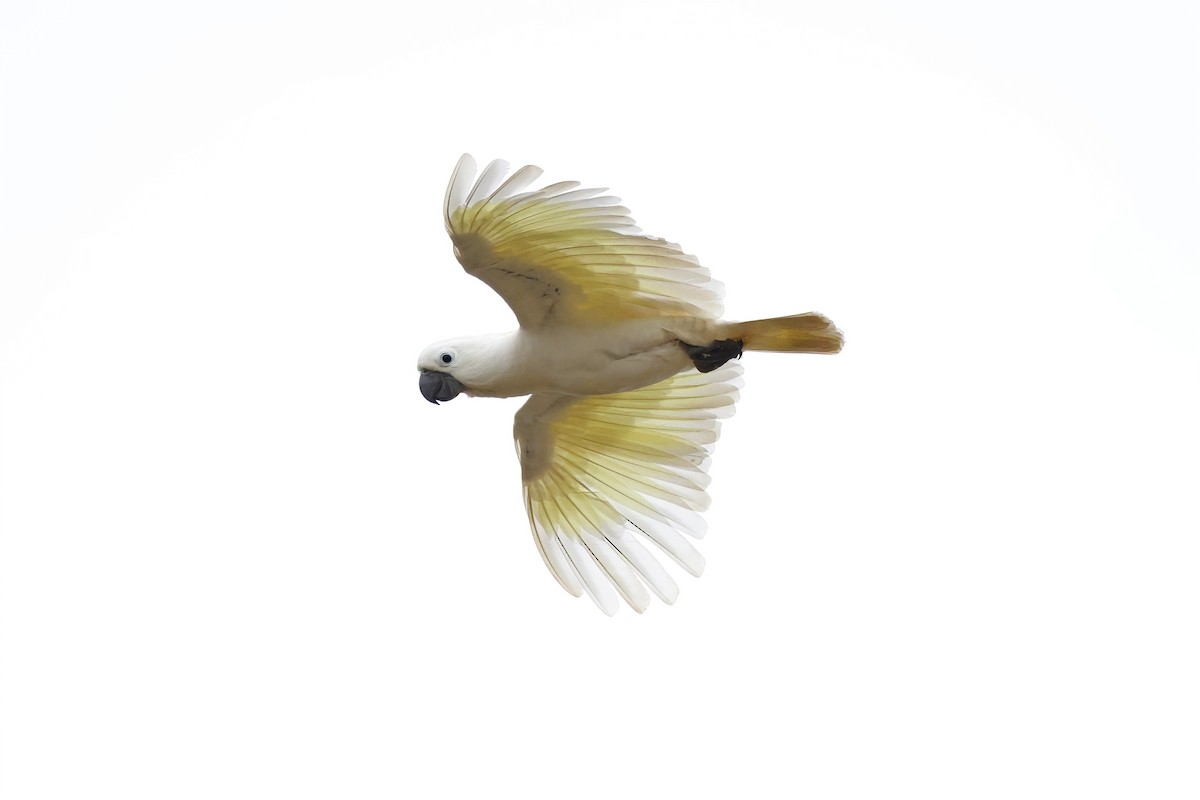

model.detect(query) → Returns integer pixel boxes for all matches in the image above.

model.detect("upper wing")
[513,363,743,614]
[445,154,724,328]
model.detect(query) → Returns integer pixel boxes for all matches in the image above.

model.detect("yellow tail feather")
[729,312,844,354]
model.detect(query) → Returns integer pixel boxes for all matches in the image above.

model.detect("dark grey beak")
[420,371,465,404]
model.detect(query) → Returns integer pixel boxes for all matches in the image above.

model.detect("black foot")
[681,338,744,373]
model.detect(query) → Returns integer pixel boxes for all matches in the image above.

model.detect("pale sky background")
[2,1,1198,797]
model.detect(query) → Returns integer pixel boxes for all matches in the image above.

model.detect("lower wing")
[513,363,743,614]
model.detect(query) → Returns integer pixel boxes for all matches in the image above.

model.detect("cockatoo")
[418,155,843,614]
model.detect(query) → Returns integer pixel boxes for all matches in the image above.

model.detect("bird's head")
[416,337,488,404]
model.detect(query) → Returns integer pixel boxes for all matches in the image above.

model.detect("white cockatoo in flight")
[418,155,843,614]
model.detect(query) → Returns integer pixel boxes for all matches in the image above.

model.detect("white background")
[2,1,1197,797]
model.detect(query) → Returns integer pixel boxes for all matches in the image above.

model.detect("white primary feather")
[443,154,725,328]
[515,363,743,614]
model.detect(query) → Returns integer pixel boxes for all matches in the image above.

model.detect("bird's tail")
[727,312,844,354]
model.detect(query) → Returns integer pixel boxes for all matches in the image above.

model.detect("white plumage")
[418,155,843,614]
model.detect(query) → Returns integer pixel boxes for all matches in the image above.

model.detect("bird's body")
[418,155,843,614]
[423,316,713,398]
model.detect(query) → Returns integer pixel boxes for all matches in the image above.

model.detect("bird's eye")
[440,353,453,365]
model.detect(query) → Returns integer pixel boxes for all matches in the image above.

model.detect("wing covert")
[445,154,724,329]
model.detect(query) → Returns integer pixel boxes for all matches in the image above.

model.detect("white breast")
[515,319,693,397]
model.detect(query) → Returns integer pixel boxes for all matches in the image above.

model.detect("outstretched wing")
[513,363,743,614]
[445,154,724,329]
